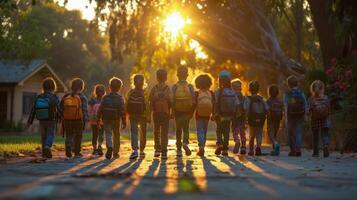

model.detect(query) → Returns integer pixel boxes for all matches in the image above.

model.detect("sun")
[163,12,186,39]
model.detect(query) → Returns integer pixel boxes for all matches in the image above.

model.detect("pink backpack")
[90,103,101,125]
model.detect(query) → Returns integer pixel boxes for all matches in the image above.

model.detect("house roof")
[0,60,68,91]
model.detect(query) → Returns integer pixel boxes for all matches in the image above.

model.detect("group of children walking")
[27,66,332,160]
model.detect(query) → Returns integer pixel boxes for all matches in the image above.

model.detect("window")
[23,92,37,115]
[0,91,7,125]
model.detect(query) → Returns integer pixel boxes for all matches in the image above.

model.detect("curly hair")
[194,73,213,90]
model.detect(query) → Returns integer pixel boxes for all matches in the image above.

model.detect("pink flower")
[331,58,337,65]
[334,81,341,88]
[352,50,357,55]
[325,68,334,76]
[345,69,353,78]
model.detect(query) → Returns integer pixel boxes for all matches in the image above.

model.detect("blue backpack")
[35,96,52,120]
[287,90,305,116]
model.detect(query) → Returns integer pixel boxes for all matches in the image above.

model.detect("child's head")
[310,80,325,97]
[231,78,242,92]
[93,84,106,98]
[177,65,188,81]
[287,75,299,89]
[71,78,84,93]
[249,80,260,94]
[42,77,57,93]
[195,73,213,90]
[156,69,167,83]
[133,74,145,89]
[218,70,231,89]
[268,84,279,98]
[109,77,123,92]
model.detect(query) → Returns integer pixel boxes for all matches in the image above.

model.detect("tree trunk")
[307,0,340,68]
[293,0,304,63]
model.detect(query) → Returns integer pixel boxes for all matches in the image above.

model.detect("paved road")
[0,140,357,200]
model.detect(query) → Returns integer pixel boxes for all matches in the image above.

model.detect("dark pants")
[267,119,281,146]
[287,116,304,152]
[153,113,169,153]
[175,113,191,150]
[103,120,121,154]
[91,124,104,150]
[130,116,147,151]
[39,121,56,151]
[216,119,231,150]
[64,120,84,155]
[312,127,329,153]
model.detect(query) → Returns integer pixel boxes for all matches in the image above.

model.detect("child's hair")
[231,78,242,91]
[156,69,167,83]
[219,76,231,89]
[268,84,279,98]
[310,80,325,97]
[71,78,84,93]
[177,65,188,80]
[93,84,106,98]
[194,73,213,90]
[109,77,123,92]
[132,74,146,89]
[287,75,299,88]
[42,77,57,92]
[249,80,260,94]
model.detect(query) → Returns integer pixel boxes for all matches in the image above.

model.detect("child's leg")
[130,117,139,151]
[92,124,99,149]
[98,126,104,149]
[104,123,113,150]
[312,128,319,154]
[216,121,223,147]
[182,116,190,146]
[64,121,74,154]
[295,118,304,152]
[273,120,280,143]
[255,127,263,148]
[153,117,161,152]
[267,122,275,147]
[287,119,296,152]
[222,120,230,151]
[196,119,205,148]
[248,126,256,150]
[139,118,147,152]
[321,127,329,147]
[232,120,240,145]
[39,121,47,153]
[239,126,246,147]
[161,118,169,154]
[45,121,56,148]
[175,114,183,150]
[113,121,121,154]
[203,119,208,147]
[73,121,83,155]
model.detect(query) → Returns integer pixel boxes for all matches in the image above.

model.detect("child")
[308,80,330,157]
[172,66,195,157]
[266,85,284,156]
[126,74,150,159]
[231,79,247,155]
[27,77,60,159]
[194,73,214,157]
[97,77,126,160]
[88,84,106,156]
[244,81,269,156]
[284,75,307,157]
[149,69,172,159]
[214,70,238,156]
[60,78,89,158]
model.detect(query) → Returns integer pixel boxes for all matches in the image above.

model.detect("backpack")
[89,103,100,124]
[196,90,213,117]
[218,89,237,116]
[63,94,83,120]
[127,89,146,115]
[248,96,266,127]
[174,82,193,112]
[101,94,122,120]
[311,97,329,120]
[153,85,170,114]
[268,98,283,121]
[287,90,305,116]
[35,95,53,120]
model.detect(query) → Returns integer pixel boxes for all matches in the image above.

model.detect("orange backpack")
[63,94,83,120]
[196,90,213,117]
[174,82,193,112]
[153,85,170,114]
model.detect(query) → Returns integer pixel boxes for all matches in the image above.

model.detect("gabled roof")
[0,60,68,91]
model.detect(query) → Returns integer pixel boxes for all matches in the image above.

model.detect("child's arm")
[144,90,151,122]
[26,103,36,127]
[189,84,195,116]
[171,84,176,117]
[119,96,127,129]
[80,95,89,122]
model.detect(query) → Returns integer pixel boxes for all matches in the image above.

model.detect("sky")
[57,0,96,21]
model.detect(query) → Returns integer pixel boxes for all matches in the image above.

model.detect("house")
[0,60,68,128]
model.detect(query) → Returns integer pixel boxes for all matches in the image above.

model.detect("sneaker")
[161,152,167,159]
[43,147,52,159]
[183,145,192,156]
[74,153,83,158]
[222,150,228,156]
[130,151,138,160]
[323,146,329,158]
[113,153,120,159]
[274,144,280,156]
[255,147,262,156]
[197,148,205,157]
[177,150,183,157]
[154,151,160,158]
[233,142,240,154]
[248,149,254,156]
[215,145,223,156]
[288,150,296,157]
[65,147,72,158]
[97,147,104,156]
[240,146,247,155]
[295,151,302,157]
[106,147,113,159]
[92,149,98,155]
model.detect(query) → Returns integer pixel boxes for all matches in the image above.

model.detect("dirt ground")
[0,140,357,200]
